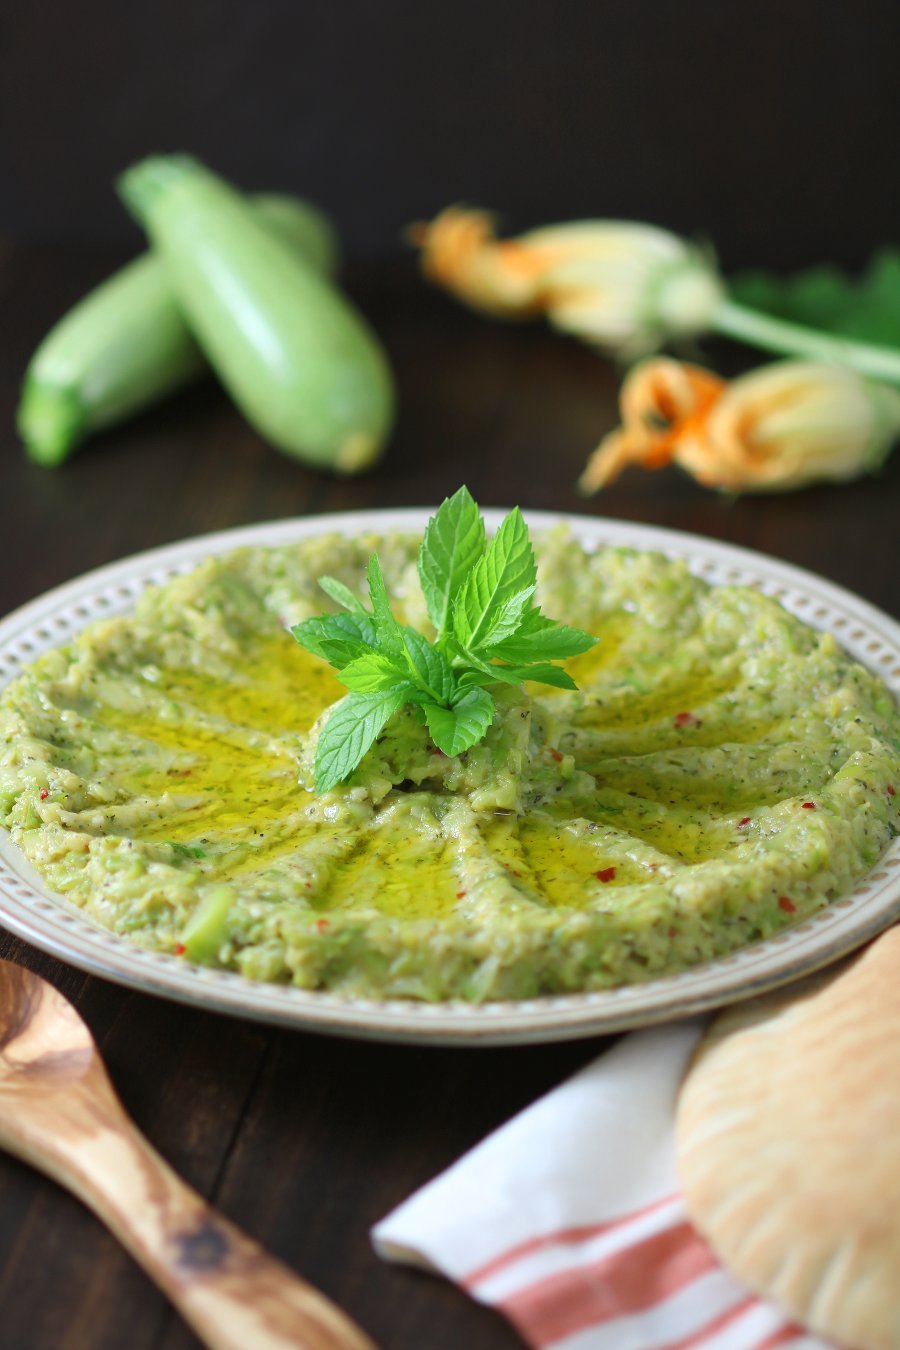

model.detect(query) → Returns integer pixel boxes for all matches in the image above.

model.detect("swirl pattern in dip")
[1,529,898,1001]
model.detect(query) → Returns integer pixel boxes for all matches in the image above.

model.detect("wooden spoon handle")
[7,1101,377,1350]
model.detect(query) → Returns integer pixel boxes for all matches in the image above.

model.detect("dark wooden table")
[0,243,898,1350]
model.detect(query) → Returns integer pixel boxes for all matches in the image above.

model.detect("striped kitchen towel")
[372,1023,833,1350]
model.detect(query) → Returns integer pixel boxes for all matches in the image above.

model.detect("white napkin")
[372,1023,834,1350]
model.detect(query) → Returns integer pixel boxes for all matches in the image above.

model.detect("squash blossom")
[414,208,900,394]
[579,358,900,493]
[412,207,725,358]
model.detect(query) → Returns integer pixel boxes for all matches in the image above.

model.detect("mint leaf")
[418,486,485,638]
[487,609,596,662]
[314,688,410,792]
[473,586,535,648]
[290,612,377,668]
[293,489,599,792]
[367,554,404,656]
[453,508,537,651]
[400,628,455,703]
[338,651,406,693]
[503,663,579,690]
[424,687,495,756]
[318,575,369,615]
[458,661,578,690]
[502,606,555,637]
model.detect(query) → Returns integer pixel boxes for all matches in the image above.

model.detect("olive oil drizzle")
[14,595,873,928]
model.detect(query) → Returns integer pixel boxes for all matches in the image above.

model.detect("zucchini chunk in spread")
[1,530,898,1001]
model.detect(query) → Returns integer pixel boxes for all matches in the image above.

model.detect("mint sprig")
[291,487,597,792]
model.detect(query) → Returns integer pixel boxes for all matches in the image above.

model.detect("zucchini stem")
[714,299,900,386]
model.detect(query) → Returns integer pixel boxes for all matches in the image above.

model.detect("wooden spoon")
[0,958,377,1350]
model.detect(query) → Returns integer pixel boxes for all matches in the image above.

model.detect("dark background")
[2,0,899,269]
[1,8,899,1349]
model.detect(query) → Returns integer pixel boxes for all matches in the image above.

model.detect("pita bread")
[676,927,900,1350]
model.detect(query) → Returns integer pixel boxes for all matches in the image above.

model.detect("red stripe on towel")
[754,1326,812,1349]
[496,1220,717,1346]
[462,1192,682,1288]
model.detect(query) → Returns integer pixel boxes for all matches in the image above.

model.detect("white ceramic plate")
[1,510,899,1046]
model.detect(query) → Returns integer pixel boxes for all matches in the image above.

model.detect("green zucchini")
[181,885,237,963]
[18,194,339,468]
[118,155,394,473]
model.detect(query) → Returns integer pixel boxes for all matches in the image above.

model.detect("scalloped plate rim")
[0,508,898,1046]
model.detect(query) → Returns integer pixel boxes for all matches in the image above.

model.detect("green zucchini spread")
[1,530,898,1001]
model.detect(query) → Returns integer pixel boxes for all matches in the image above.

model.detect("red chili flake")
[173,943,186,956]
[778,896,797,913]
[667,927,677,939]
[432,746,446,757]
[315,918,330,932]
[549,748,564,763]
[889,785,896,797]
[455,890,467,899]
[801,801,816,810]
[737,816,751,828]
[674,711,700,728]
[595,867,617,883]
[39,788,49,800]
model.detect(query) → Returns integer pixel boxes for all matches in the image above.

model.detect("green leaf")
[400,627,455,703]
[295,493,599,793]
[507,663,579,690]
[479,586,537,648]
[314,688,410,792]
[423,687,495,756]
[730,250,900,349]
[453,508,537,651]
[454,666,497,690]
[367,554,404,656]
[318,575,369,615]
[504,606,555,637]
[487,609,597,662]
[290,612,377,668]
[456,661,577,690]
[338,651,406,693]
[418,486,486,639]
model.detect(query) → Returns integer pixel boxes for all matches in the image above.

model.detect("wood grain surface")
[0,243,898,1350]
[0,960,378,1350]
